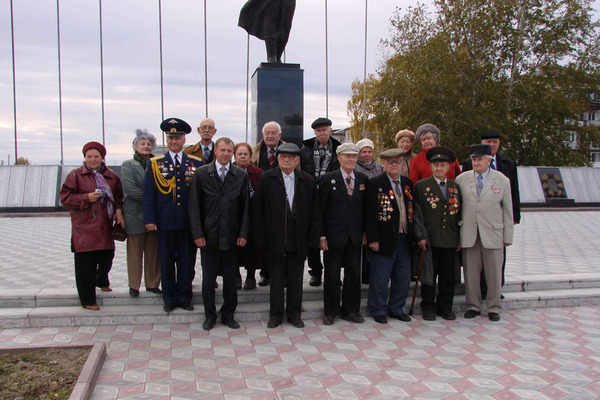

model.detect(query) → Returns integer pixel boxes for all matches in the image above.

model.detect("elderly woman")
[355,138,383,179]
[233,143,264,290]
[409,123,461,183]
[60,141,124,310]
[121,129,161,297]
[395,129,417,177]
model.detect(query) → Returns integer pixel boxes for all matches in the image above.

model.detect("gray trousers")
[462,233,503,313]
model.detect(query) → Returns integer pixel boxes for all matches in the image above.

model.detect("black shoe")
[145,287,162,294]
[267,319,281,328]
[258,277,270,287]
[323,315,334,325]
[488,312,501,321]
[244,278,257,290]
[373,315,388,324]
[438,311,456,321]
[163,304,176,313]
[309,276,322,287]
[203,318,216,331]
[341,313,364,323]
[180,303,194,311]
[362,277,370,284]
[464,310,481,319]
[390,313,411,322]
[129,288,139,297]
[236,276,242,290]
[289,319,305,328]
[223,319,240,329]
[422,312,436,321]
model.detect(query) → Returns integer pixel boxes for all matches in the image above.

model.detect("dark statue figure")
[238,0,296,63]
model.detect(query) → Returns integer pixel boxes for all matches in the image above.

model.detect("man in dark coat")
[238,0,296,63]
[188,138,250,331]
[143,118,203,313]
[300,117,341,286]
[319,143,368,325]
[253,143,321,329]
[365,148,414,324]
[462,129,520,294]
[413,147,462,321]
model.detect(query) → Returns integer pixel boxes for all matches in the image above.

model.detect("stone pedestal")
[251,63,303,146]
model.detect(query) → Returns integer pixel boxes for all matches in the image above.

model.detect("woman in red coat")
[60,142,124,310]
[233,143,264,290]
[409,123,461,183]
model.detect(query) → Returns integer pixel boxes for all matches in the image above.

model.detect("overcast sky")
[0,0,415,165]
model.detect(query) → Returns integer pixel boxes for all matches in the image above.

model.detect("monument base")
[251,63,303,146]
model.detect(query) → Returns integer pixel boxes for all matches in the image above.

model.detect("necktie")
[268,148,275,167]
[203,146,211,161]
[174,154,180,169]
[490,158,496,170]
[393,180,401,198]
[220,166,227,182]
[345,176,353,196]
[440,181,447,200]
[476,174,483,196]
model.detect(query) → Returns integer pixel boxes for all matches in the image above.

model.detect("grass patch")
[0,347,90,400]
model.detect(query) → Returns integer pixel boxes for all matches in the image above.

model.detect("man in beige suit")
[455,144,513,321]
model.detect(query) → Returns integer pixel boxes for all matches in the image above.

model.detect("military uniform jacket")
[365,173,414,257]
[184,141,214,164]
[318,169,368,249]
[188,162,250,251]
[143,152,203,231]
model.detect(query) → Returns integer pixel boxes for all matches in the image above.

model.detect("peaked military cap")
[160,118,192,136]
[426,146,456,163]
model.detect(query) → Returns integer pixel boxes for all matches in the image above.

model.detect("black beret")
[160,118,192,136]
[469,144,492,157]
[480,130,501,139]
[311,117,332,129]
[426,146,456,163]
[276,143,301,156]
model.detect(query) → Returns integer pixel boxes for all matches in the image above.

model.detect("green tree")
[348,0,600,165]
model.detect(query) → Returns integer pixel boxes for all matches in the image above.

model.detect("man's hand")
[194,237,206,247]
[504,243,511,247]
[362,233,367,246]
[237,238,247,247]
[368,242,379,252]
[417,239,427,251]
[319,238,328,252]
[145,224,157,231]
[456,241,462,251]
[115,209,125,228]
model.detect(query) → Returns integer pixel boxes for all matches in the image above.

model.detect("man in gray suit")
[455,144,514,321]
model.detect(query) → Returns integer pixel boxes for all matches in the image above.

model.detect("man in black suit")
[188,137,250,331]
[319,143,368,325]
[462,129,520,292]
[253,143,321,329]
[365,148,415,324]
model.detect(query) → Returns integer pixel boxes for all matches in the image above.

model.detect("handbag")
[111,222,127,242]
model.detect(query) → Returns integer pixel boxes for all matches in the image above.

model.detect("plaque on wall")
[39,166,60,207]
[0,167,10,207]
[6,166,27,207]
[537,167,574,207]
[22,166,43,207]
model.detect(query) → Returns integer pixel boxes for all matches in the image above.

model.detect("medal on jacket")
[151,158,177,202]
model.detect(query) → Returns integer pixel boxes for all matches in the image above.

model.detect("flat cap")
[379,148,406,159]
[356,138,374,151]
[480,129,501,139]
[426,146,456,163]
[395,129,415,143]
[469,144,492,157]
[82,141,106,158]
[277,143,301,156]
[336,143,359,155]
[311,117,332,129]
[160,118,192,136]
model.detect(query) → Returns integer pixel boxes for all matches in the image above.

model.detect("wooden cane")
[408,248,425,316]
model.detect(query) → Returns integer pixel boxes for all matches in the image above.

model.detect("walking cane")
[408,248,425,316]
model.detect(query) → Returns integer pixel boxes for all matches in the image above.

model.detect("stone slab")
[517,167,546,203]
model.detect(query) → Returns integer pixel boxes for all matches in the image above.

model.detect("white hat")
[356,138,375,151]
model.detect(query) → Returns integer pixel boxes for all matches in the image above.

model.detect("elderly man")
[184,118,217,164]
[253,143,321,329]
[301,117,341,286]
[456,144,514,321]
[188,137,250,331]
[319,143,368,325]
[143,118,204,313]
[365,148,414,324]
[413,147,462,321]
[252,121,285,171]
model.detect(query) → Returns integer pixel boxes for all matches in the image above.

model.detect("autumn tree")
[348,0,600,165]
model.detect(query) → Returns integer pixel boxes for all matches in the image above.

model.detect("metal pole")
[10,0,18,163]
[362,0,368,137]
[245,34,250,143]
[98,0,106,146]
[56,0,64,165]
[158,0,165,147]
[325,0,329,118]
[204,0,208,117]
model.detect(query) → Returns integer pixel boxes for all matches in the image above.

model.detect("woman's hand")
[88,191,102,203]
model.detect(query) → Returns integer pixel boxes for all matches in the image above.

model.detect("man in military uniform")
[184,118,217,164]
[413,147,462,321]
[143,118,204,313]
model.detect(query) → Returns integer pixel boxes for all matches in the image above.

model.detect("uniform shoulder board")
[187,154,203,162]
[151,155,165,161]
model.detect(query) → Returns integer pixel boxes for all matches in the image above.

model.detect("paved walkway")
[1,211,600,399]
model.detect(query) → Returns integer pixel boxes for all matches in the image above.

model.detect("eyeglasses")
[200,125,215,130]
[384,159,402,165]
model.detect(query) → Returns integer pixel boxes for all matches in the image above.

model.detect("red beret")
[82,141,106,158]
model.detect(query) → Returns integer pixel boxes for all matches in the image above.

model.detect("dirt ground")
[0,347,90,400]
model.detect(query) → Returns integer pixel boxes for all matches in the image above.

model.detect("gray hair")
[262,121,282,134]
[132,128,157,150]
[415,123,441,145]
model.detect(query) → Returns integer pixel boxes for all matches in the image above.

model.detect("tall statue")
[238,0,296,64]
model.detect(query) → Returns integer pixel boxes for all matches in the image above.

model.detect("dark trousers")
[74,249,114,306]
[420,247,456,314]
[307,247,323,277]
[269,252,304,322]
[368,234,411,316]
[323,241,362,317]
[201,249,238,322]
[157,229,195,306]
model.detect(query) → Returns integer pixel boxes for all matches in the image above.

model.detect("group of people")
[59,116,520,330]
